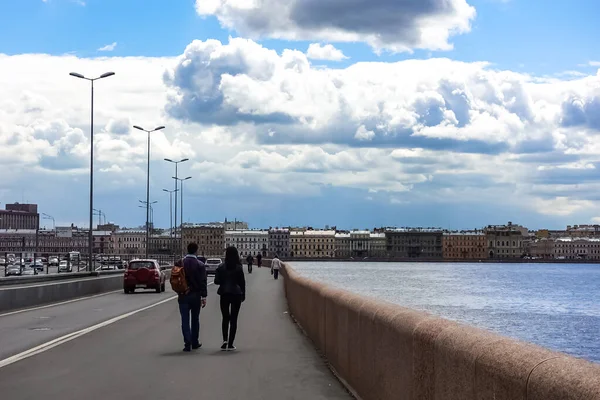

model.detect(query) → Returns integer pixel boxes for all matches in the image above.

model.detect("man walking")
[177,242,208,352]
[271,254,282,280]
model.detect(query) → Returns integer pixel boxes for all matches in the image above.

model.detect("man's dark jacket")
[178,255,208,297]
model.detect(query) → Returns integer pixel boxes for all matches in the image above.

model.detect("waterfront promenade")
[0,268,351,399]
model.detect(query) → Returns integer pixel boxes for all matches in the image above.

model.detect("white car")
[205,258,222,275]
[58,260,72,273]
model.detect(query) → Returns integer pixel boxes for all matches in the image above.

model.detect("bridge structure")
[1,263,599,399]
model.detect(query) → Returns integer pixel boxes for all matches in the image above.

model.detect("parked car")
[21,266,36,276]
[205,258,222,275]
[58,260,72,273]
[123,259,166,294]
[48,257,59,266]
[5,264,22,276]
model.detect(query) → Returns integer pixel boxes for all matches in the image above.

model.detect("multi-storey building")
[485,222,527,259]
[0,228,90,255]
[225,230,268,258]
[385,228,444,259]
[566,225,600,237]
[0,203,39,230]
[553,237,600,260]
[93,231,112,255]
[110,230,146,257]
[182,224,225,257]
[268,228,290,258]
[149,230,180,255]
[370,233,387,257]
[442,230,487,259]
[527,238,555,259]
[349,230,371,257]
[290,230,336,258]
[334,232,351,258]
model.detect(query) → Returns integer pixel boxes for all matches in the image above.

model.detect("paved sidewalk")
[0,266,352,400]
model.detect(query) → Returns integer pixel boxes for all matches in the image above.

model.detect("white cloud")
[306,43,348,61]
[98,42,117,52]
[195,0,476,53]
[4,38,600,228]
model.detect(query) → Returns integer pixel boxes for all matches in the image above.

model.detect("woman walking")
[214,246,246,351]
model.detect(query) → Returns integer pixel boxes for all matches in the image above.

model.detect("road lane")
[0,284,182,361]
[0,269,351,400]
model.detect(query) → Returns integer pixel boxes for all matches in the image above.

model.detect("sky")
[1,0,600,231]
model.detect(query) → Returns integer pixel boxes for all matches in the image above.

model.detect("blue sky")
[2,0,599,73]
[1,0,600,231]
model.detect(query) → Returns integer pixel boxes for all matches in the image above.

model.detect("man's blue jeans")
[178,292,201,347]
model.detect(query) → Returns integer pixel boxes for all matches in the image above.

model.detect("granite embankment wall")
[282,265,600,400]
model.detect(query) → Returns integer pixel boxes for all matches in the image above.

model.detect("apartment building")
[442,230,487,259]
[385,228,443,259]
[334,232,351,258]
[485,222,527,259]
[370,232,387,258]
[527,238,555,259]
[110,230,146,256]
[290,230,336,258]
[225,230,268,258]
[554,237,600,260]
[268,228,290,258]
[149,230,180,255]
[181,224,225,257]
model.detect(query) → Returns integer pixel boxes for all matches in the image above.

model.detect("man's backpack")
[170,262,189,295]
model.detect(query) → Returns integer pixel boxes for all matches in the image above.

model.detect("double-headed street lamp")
[70,71,115,271]
[134,125,165,261]
[164,158,189,246]
[162,188,178,239]
[139,200,157,259]
[41,213,55,231]
[173,176,191,257]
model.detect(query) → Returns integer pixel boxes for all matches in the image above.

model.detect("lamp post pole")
[173,176,191,257]
[139,200,157,259]
[163,188,178,249]
[133,125,165,260]
[164,158,188,258]
[70,71,115,271]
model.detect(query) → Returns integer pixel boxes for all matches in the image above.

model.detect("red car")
[123,259,166,294]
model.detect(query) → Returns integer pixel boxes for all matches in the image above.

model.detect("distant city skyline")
[2,1,600,231]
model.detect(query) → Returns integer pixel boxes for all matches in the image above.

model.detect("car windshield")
[128,261,155,270]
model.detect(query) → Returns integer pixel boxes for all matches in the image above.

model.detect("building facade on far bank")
[290,230,335,258]
[385,228,443,259]
[485,222,527,259]
[268,228,290,258]
[369,233,387,257]
[225,230,268,258]
[182,224,225,257]
[334,232,351,258]
[442,230,487,259]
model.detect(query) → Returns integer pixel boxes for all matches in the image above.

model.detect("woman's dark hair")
[224,246,241,270]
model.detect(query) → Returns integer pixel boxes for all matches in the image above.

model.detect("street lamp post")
[133,125,165,262]
[162,188,178,240]
[41,213,55,231]
[173,176,191,257]
[164,158,189,256]
[139,200,157,259]
[70,71,115,271]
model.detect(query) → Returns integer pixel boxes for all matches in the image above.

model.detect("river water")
[290,261,600,364]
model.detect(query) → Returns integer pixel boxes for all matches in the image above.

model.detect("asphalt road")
[0,268,351,400]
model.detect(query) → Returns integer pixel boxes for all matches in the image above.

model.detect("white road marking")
[0,281,214,369]
[0,290,122,318]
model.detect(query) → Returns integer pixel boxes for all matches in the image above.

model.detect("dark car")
[123,259,166,294]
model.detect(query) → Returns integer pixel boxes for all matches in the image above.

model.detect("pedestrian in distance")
[271,254,282,280]
[256,253,262,268]
[215,246,246,351]
[170,242,208,352]
[246,254,254,274]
